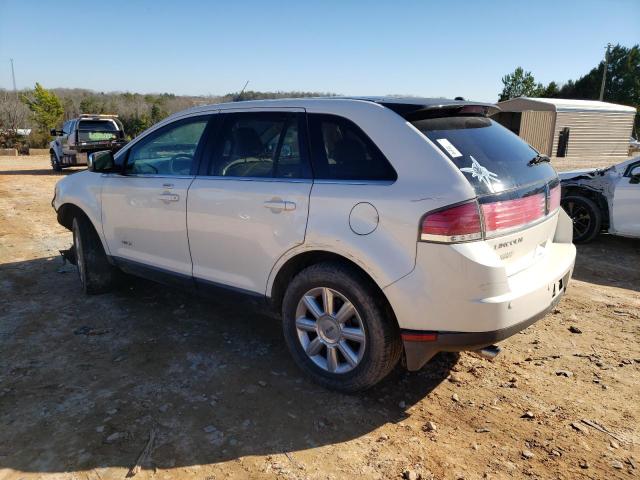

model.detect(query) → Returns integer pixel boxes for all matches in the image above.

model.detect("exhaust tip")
[474,344,501,361]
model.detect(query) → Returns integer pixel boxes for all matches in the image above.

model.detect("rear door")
[101,115,212,280]
[187,109,312,294]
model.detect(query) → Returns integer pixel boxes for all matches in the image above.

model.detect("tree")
[541,81,560,97]
[0,89,30,132]
[21,83,64,132]
[555,44,639,135]
[0,89,31,149]
[498,67,544,101]
[79,96,104,114]
[150,102,168,124]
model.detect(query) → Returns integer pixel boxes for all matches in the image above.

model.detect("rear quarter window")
[413,116,556,195]
[308,114,397,182]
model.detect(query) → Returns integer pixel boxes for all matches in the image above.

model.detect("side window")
[210,112,310,179]
[62,121,72,135]
[126,117,209,176]
[308,114,397,181]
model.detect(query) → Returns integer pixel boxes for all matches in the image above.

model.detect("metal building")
[494,98,636,159]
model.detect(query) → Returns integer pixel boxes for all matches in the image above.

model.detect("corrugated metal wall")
[519,111,555,156]
[550,111,635,159]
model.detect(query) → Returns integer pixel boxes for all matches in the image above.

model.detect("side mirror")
[88,150,115,173]
[629,165,640,184]
[50,128,63,136]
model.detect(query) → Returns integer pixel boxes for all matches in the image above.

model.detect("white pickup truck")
[49,114,127,172]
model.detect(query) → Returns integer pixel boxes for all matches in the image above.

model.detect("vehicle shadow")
[573,234,640,292]
[0,168,83,176]
[0,256,456,474]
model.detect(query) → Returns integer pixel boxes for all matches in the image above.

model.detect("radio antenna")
[10,58,17,94]
[239,80,249,95]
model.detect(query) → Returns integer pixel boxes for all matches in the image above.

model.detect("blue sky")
[0,0,638,101]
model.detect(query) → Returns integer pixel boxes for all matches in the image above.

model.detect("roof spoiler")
[383,102,501,119]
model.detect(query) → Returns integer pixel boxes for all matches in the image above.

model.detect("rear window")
[412,116,556,195]
[78,120,119,132]
[78,120,120,142]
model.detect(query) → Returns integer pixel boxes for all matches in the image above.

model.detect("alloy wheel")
[73,222,85,285]
[294,287,366,374]
[564,200,592,239]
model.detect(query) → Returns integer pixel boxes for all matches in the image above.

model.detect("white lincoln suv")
[52,97,576,392]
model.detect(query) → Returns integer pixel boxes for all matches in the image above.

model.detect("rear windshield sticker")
[460,156,499,189]
[436,138,462,158]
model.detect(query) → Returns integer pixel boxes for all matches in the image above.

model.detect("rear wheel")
[72,215,117,294]
[561,195,602,243]
[282,262,402,392]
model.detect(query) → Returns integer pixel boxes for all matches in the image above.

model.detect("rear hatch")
[409,108,560,274]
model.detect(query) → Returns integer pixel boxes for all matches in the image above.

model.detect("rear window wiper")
[527,154,551,166]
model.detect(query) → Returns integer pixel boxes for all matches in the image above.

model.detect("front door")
[101,115,212,280]
[188,110,312,294]
[62,120,75,157]
[612,162,640,236]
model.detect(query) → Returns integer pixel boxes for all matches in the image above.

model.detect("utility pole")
[599,43,611,101]
[10,58,17,94]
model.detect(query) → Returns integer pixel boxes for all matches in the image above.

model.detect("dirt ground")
[0,155,638,480]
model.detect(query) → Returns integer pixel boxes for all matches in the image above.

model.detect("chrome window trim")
[192,176,394,185]
[101,173,195,180]
[194,175,312,184]
[312,179,396,186]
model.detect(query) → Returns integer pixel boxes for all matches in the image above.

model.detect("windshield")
[413,116,557,195]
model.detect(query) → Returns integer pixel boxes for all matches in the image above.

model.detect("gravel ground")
[0,156,638,480]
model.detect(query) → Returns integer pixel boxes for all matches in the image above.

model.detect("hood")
[558,168,599,181]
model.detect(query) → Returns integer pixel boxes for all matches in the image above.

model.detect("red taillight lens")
[421,202,482,243]
[421,184,559,243]
[548,185,560,212]
[481,193,546,237]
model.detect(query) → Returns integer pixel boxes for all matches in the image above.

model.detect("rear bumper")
[385,209,577,371]
[74,141,127,153]
[401,287,566,370]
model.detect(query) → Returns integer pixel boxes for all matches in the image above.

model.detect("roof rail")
[78,114,119,118]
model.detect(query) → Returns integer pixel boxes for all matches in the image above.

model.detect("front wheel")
[72,215,117,294]
[51,152,62,172]
[561,195,602,243]
[282,262,402,392]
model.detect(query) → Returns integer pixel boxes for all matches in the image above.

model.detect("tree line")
[1,43,637,151]
[0,87,334,150]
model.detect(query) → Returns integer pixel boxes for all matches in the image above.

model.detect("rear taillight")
[548,185,560,212]
[420,202,482,243]
[421,183,561,243]
[481,193,546,237]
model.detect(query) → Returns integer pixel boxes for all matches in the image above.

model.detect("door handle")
[158,193,180,202]
[263,200,296,211]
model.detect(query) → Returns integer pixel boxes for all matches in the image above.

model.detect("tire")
[561,195,602,244]
[51,152,62,172]
[72,215,117,294]
[282,262,402,392]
